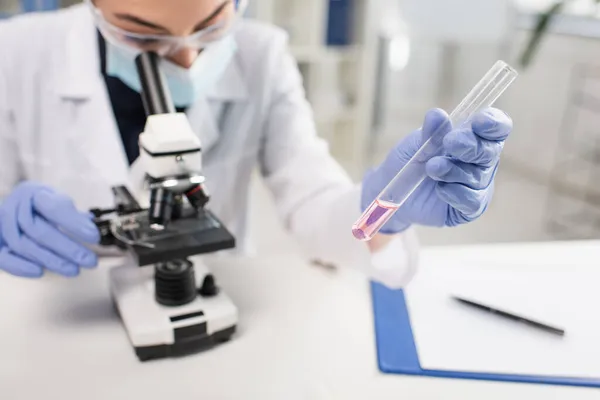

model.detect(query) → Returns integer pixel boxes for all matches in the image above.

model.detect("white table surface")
[2,240,600,400]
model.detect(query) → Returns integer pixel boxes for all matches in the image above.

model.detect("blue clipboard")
[371,282,600,388]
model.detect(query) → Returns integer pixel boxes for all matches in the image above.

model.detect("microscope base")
[109,261,238,362]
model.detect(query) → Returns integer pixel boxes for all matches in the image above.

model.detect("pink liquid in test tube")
[351,199,399,241]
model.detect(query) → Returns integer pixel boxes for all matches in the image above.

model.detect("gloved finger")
[31,190,100,244]
[422,108,452,141]
[426,157,497,190]
[0,247,43,278]
[1,200,80,277]
[419,108,453,160]
[442,128,504,166]
[435,181,490,217]
[18,203,98,268]
[389,108,452,165]
[82,211,96,220]
[471,107,512,141]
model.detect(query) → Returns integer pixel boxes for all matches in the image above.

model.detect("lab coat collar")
[57,5,249,103]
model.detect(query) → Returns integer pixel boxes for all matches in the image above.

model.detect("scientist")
[0,0,512,288]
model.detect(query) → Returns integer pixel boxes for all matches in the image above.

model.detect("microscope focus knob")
[199,274,219,297]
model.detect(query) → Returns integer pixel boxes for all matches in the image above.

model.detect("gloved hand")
[362,107,512,234]
[0,182,100,278]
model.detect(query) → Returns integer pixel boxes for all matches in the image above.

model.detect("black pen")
[452,296,566,337]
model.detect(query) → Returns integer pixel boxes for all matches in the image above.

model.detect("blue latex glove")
[0,182,100,278]
[362,107,513,234]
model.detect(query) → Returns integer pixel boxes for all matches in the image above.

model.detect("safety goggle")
[86,0,247,56]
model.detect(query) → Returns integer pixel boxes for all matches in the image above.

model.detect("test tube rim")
[450,60,518,122]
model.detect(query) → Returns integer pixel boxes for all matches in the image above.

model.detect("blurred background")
[3,0,600,250]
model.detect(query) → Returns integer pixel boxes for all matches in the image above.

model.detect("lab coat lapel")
[187,53,249,154]
[186,97,221,153]
[55,7,130,206]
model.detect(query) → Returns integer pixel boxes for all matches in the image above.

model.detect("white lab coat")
[0,5,418,288]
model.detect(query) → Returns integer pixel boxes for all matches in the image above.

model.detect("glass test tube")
[352,60,518,241]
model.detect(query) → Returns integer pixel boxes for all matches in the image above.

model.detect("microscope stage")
[109,261,238,361]
[127,209,236,267]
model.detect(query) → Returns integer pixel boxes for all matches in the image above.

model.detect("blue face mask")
[105,37,238,108]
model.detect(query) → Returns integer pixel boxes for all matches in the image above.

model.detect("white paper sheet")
[406,261,600,379]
